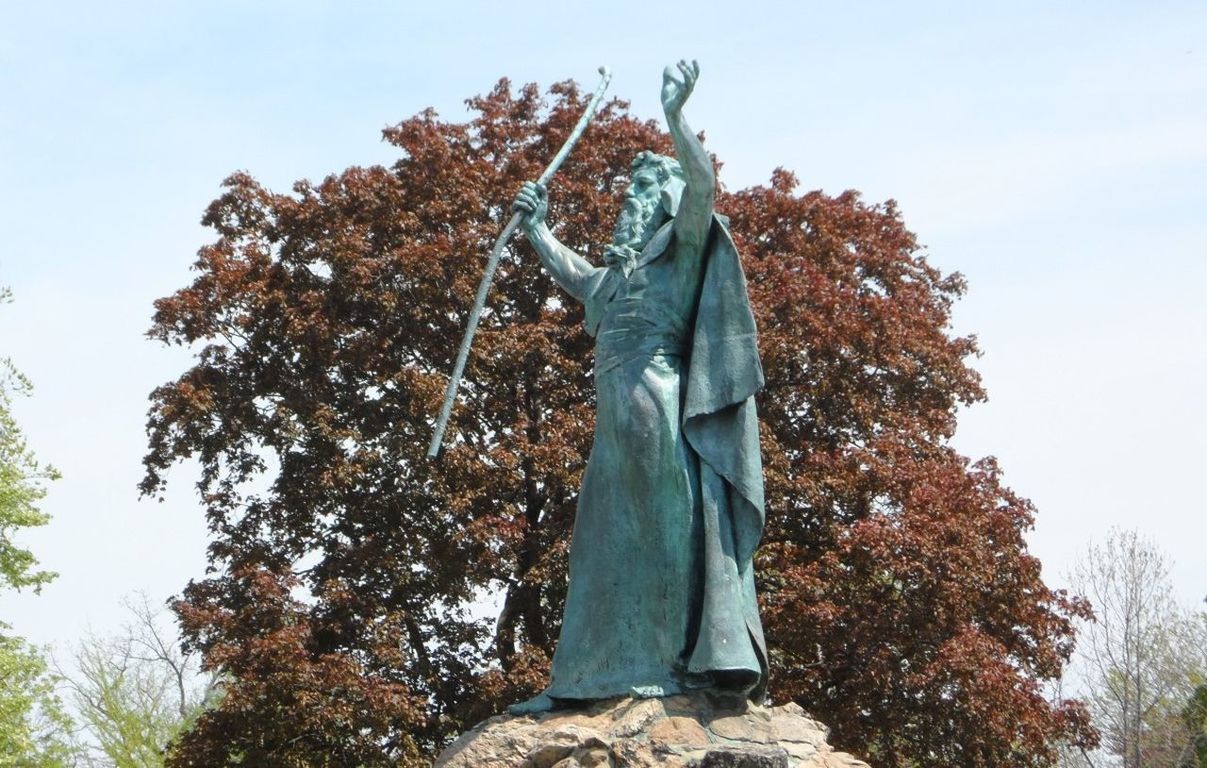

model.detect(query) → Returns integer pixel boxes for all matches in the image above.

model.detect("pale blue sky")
[1,1,1204,659]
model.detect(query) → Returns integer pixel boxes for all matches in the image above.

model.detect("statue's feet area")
[508,693,557,716]
[437,692,872,767]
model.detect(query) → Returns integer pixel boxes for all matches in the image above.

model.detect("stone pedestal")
[435,694,871,768]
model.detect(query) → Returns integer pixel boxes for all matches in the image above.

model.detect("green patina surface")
[510,62,767,713]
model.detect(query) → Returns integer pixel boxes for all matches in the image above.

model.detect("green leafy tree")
[62,595,218,768]
[1183,683,1207,768]
[0,288,74,767]
[1069,530,1207,768]
[0,293,57,597]
[0,634,74,767]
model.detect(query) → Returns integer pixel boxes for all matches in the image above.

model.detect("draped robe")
[541,213,768,702]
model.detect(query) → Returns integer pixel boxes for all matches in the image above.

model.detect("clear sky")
[1,1,1203,660]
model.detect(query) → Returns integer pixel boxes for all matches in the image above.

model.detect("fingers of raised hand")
[677,60,691,82]
[676,60,698,90]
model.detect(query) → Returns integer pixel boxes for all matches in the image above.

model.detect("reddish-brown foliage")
[144,79,1095,767]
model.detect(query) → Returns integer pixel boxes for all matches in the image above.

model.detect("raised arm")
[662,60,715,253]
[512,181,596,302]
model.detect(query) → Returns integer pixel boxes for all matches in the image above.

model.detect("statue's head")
[611,151,685,249]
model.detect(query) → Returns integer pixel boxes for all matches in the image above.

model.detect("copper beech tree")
[144,79,1095,767]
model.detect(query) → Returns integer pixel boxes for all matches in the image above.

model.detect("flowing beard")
[612,196,661,249]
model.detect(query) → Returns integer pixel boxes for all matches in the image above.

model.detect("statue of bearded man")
[510,61,768,713]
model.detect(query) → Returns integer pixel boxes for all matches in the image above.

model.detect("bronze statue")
[509,61,768,713]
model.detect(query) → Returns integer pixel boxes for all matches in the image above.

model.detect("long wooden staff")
[427,66,613,458]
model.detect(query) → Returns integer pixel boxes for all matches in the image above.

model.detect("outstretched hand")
[661,59,699,116]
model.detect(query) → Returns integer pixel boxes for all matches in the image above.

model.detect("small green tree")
[68,639,178,768]
[0,288,74,766]
[0,293,57,597]
[1069,530,1207,768]
[0,634,73,767]
[1181,681,1207,767]
[62,595,218,768]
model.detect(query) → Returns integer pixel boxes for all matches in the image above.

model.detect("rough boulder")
[435,693,871,768]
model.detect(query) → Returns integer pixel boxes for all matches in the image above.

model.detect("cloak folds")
[680,216,768,699]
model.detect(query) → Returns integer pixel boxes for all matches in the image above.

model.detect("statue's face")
[612,166,666,249]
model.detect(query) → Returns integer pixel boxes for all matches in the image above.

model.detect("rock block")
[699,745,790,767]
[435,693,871,767]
